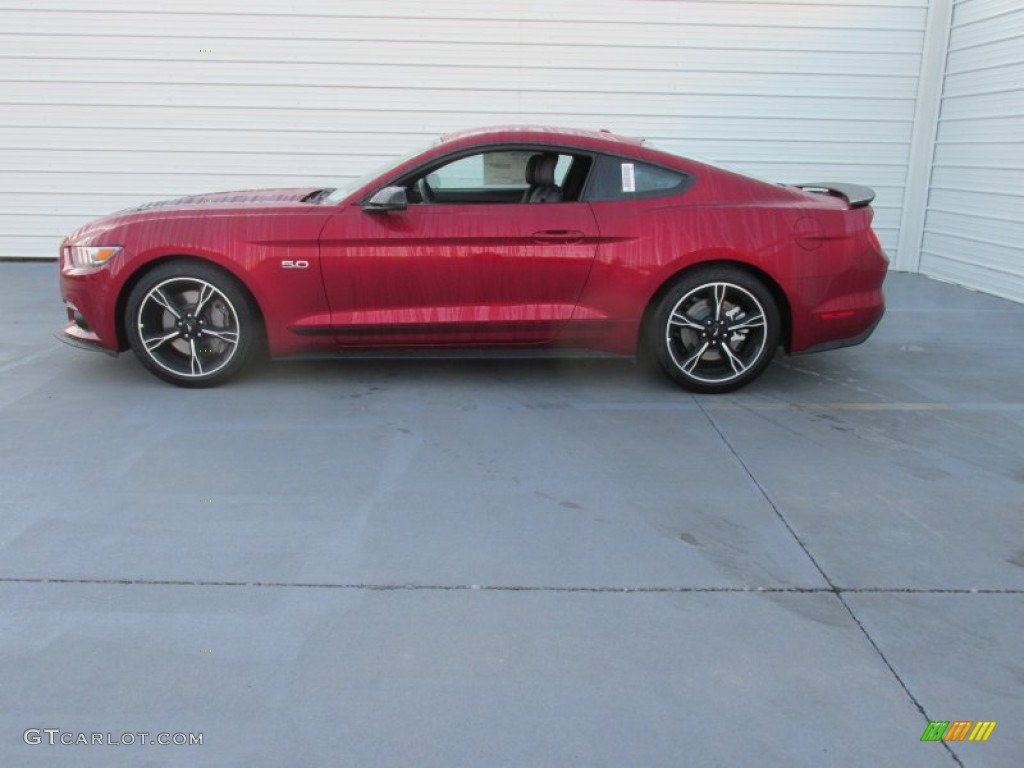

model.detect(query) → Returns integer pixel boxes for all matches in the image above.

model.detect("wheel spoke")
[669,310,704,330]
[193,283,215,316]
[142,330,180,352]
[727,313,765,332]
[149,288,182,319]
[189,339,204,376]
[201,328,238,345]
[713,284,727,321]
[681,342,710,374]
[720,342,749,376]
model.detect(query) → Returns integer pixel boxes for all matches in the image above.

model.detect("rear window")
[585,155,693,202]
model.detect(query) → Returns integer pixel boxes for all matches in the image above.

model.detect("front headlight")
[63,245,123,269]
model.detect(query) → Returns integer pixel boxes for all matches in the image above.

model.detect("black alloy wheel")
[648,266,781,393]
[125,261,258,387]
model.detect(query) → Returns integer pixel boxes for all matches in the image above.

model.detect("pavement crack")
[1,577,1020,595]
[693,397,967,768]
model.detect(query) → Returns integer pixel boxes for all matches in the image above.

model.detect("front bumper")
[55,324,119,356]
[58,249,124,354]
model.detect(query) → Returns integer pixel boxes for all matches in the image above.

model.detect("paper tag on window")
[621,163,636,193]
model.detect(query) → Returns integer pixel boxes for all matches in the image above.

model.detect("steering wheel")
[416,177,435,204]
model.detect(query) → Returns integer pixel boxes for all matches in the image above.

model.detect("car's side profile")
[58,125,887,392]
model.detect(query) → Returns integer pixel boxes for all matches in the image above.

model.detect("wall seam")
[896,0,955,272]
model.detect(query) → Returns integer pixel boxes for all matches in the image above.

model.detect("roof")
[440,125,645,148]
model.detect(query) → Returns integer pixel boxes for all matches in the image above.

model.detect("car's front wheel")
[125,260,258,387]
[648,267,781,393]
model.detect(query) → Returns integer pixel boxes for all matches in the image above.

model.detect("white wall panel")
[921,0,1024,303]
[1,0,927,258]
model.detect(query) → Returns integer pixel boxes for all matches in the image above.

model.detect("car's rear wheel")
[648,266,780,393]
[125,261,258,387]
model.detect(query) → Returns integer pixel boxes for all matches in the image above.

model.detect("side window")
[430,151,537,192]
[405,150,590,204]
[585,155,692,202]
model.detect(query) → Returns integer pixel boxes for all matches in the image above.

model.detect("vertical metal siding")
[1,0,926,259]
[922,0,1024,303]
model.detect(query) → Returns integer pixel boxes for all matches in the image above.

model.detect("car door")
[318,149,599,347]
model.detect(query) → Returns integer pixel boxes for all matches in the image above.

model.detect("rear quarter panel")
[576,165,885,354]
[575,197,804,352]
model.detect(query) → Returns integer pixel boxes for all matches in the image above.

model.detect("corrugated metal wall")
[921,0,1024,303]
[0,0,927,261]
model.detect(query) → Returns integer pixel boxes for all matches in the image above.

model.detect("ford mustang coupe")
[58,125,887,392]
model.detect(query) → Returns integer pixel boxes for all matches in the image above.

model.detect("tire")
[124,260,259,387]
[647,266,781,394]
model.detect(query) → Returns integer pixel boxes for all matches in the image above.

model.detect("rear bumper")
[787,232,888,353]
[789,283,885,354]
[788,305,883,355]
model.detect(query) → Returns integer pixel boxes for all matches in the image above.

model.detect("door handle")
[532,229,585,244]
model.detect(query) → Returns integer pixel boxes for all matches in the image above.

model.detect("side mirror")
[362,186,407,213]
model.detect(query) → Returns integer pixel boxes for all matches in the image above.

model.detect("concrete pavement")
[1,264,1021,766]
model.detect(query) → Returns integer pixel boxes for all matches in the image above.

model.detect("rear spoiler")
[791,182,875,208]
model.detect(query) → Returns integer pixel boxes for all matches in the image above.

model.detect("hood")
[66,187,329,246]
[116,187,325,213]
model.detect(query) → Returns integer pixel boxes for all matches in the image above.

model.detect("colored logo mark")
[921,721,996,742]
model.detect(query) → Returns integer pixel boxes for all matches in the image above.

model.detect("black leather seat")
[522,154,562,203]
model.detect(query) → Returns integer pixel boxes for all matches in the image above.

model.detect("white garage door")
[921,0,1024,303]
[0,0,927,259]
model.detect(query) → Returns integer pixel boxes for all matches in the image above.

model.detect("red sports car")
[58,125,887,392]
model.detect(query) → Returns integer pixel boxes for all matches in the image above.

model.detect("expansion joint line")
[0,578,1019,595]
[693,397,965,768]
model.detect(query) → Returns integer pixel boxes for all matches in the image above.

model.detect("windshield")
[321,138,441,205]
